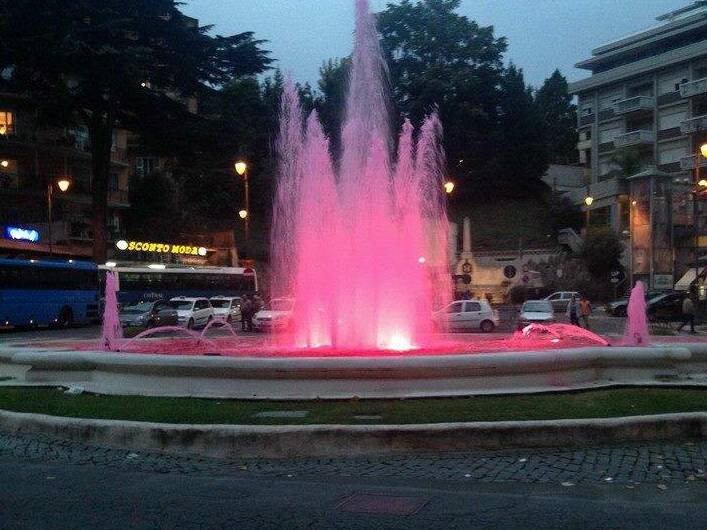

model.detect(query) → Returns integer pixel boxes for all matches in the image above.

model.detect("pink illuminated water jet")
[100,271,122,350]
[622,281,650,346]
[270,0,450,351]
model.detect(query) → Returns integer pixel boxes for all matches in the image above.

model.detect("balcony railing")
[680,154,707,170]
[680,114,707,134]
[680,77,707,98]
[613,129,654,148]
[108,189,130,205]
[613,95,654,115]
[577,138,592,151]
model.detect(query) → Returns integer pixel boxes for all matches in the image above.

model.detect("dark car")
[647,292,687,322]
[606,289,672,317]
[118,299,179,329]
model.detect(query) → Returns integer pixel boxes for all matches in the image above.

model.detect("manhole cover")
[336,494,429,515]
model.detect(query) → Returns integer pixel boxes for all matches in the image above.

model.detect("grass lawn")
[0,387,707,425]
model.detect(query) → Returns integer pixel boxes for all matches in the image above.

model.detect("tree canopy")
[0,0,272,261]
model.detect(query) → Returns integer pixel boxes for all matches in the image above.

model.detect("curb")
[1,409,706,459]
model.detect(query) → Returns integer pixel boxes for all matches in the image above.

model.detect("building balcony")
[613,129,654,148]
[680,154,707,170]
[680,114,707,134]
[108,189,130,206]
[680,77,707,98]
[613,95,654,115]
[577,138,592,151]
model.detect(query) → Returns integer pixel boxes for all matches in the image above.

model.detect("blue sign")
[4,226,40,243]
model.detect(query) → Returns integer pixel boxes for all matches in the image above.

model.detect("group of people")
[566,294,593,330]
[239,294,263,332]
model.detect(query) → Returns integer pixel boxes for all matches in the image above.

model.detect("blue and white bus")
[102,265,258,306]
[0,259,100,328]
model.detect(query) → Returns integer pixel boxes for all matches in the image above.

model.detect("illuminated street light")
[701,143,707,158]
[0,160,8,168]
[56,178,71,192]
[444,181,455,194]
[238,209,248,219]
[584,196,594,206]
[234,161,247,176]
[699,179,707,188]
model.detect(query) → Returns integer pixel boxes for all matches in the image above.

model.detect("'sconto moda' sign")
[4,226,40,243]
[116,240,207,256]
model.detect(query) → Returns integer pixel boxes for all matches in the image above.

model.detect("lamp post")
[47,177,71,256]
[693,143,707,293]
[444,181,455,195]
[235,160,249,242]
[584,194,594,233]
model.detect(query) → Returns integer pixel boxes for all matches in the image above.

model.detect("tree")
[535,69,578,165]
[315,58,350,159]
[124,171,181,239]
[0,0,272,262]
[377,0,508,201]
[581,227,624,283]
[491,64,549,197]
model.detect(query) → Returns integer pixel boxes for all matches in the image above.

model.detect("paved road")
[1,431,707,529]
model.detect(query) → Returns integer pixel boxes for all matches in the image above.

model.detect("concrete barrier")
[1,408,706,459]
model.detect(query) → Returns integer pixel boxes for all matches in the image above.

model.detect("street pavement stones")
[2,430,707,487]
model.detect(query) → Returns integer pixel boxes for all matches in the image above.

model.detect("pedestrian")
[241,296,252,332]
[566,294,580,327]
[677,294,696,333]
[579,295,592,330]
[245,295,255,332]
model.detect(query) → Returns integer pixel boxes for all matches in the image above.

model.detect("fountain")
[270,0,449,352]
[100,271,122,350]
[622,281,650,346]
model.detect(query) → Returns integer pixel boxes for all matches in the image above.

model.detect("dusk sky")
[182,0,686,89]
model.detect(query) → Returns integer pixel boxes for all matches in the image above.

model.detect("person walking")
[579,295,592,330]
[240,296,252,332]
[677,294,696,333]
[566,294,580,327]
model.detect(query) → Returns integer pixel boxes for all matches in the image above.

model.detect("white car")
[253,298,294,332]
[517,300,554,329]
[209,296,242,324]
[544,291,579,312]
[433,299,499,333]
[170,297,214,329]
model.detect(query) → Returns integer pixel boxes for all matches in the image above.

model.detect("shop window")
[0,111,14,136]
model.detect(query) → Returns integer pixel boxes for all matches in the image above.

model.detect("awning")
[675,268,703,291]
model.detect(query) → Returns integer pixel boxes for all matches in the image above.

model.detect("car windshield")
[210,300,231,308]
[121,302,153,314]
[170,301,193,310]
[522,301,551,312]
[270,299,294,311]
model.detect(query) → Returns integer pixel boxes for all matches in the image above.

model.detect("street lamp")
[584,195,594,206]
[443,181,455,194]
[47,176,71,256]
[234,160,249,242]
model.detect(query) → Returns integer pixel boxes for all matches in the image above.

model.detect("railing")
[110,147,128,164]
[613,129,654,148]
[680,114,707,134]
[613,95,654,115]
[680,77,707,98]
[108,189,130,205]
[577,138,592,151]
[679,154,707,170]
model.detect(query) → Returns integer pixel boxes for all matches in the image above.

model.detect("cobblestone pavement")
[2,430,707,487]
[2,431,707,529]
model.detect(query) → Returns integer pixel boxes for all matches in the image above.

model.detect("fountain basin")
[2,338,707,399]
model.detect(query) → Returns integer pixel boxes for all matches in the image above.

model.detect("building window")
[69,126,90,151]
[0,111,14,136]
[135,157,157,178]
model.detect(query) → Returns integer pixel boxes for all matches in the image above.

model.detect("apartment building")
[569,1,707,288]
[0,91,131,258]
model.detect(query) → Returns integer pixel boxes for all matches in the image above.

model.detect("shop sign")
[116,240,207,256]
[4,226,40,243]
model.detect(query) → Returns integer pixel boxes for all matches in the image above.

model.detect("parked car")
[118,299,179,329]
[517,300,555,329]
[543,291,579,312]
[647,291,686,322]
[169,297,214,329]
[606,290,672,317]
[209,296,242,324]
[433,299,499,333]
[252,298,295,332]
